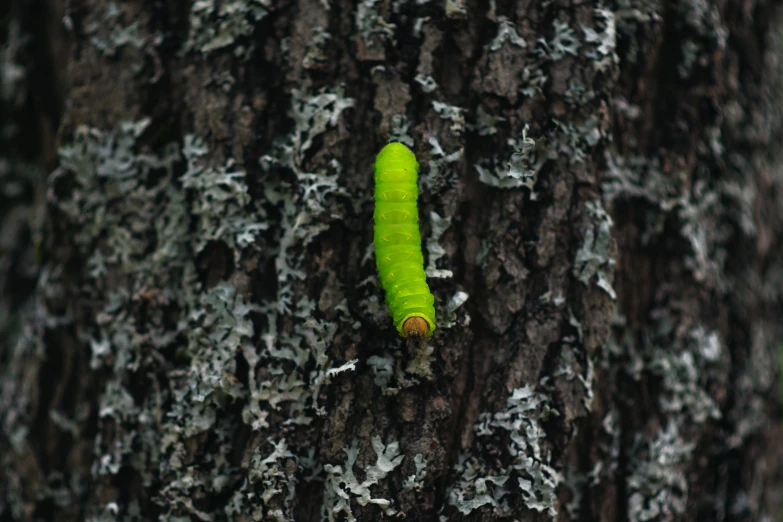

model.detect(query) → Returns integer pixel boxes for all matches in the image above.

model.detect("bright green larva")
[373,142,436,338]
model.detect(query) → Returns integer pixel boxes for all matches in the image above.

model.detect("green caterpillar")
[373,142,436,339]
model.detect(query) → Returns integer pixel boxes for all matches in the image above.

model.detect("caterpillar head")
[403,316,429,339]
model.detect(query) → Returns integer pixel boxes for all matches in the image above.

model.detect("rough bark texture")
[2,0,783,521]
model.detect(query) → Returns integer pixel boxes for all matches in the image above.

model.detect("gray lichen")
[355,0,395,50]
[520,65,548,98]
[425,211,453,279]
[448,386,561,517]
[603,150,744,292]
[89,4,146,56]
[0,20,26,103]
[547,342,595,413]
[322,437,406,521]
[181,134,268,253]
[553,116,604,165]
[582,8,618,71]
[606,313,724,426]
[535,19,580,62]
[488,18,527,52]
[185,0,270,54]
[260,87,353,314]
[466,105,506,136]
[414,74,438,93]
[475,124,543,190]
[441,290,469,330]
[15,83,358,520]
[602,307,728,521]
[444,0,467,19]
[627,421,694,522]
[367,355,395,393]
[420,137,462,191]
[402,454,428,492]
[726,323,779,448]
[43,119,264,518]
[573,200,616,299]
[672,0,726,78]
[302,27,332,70]
[0,158,42,344]
[449,460,510,515]
[431,101,466,135]
[388,114,415,147]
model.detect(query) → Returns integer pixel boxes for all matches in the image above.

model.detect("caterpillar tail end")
[402,316,432,340]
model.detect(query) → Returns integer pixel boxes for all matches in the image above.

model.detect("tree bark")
[2,0,783,521]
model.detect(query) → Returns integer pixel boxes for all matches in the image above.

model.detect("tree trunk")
[2,0,783,520]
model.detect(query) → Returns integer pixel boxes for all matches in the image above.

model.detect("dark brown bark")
[2,0,783,521]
